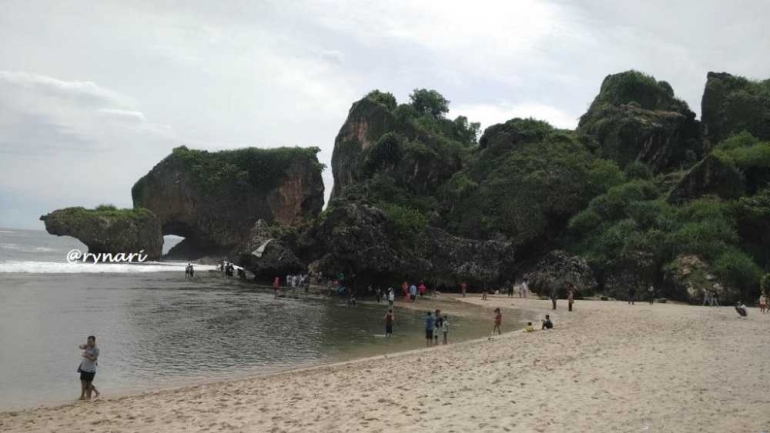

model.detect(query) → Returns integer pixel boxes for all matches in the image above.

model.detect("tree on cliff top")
[409,88,450,118]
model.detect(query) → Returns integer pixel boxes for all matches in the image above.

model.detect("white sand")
[2,296,769,432]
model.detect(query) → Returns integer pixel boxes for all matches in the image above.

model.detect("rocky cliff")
[330,91,468,212]
[40,206,163,260]
[701,72,770,147]
[132,146,324,258]
[578,71,702,172]
[298,203,515,285]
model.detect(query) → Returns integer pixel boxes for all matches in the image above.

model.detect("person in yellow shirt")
[525,322,534,332]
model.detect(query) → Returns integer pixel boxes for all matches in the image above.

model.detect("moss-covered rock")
[298,202,515,285]
[40,207,162,260]
[701,72,770,146]
[578,71,702,172]
[667,154,744,203]
[132,146,324,256]
[330,93,466,212]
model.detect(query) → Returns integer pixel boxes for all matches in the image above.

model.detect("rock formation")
[235,220,304,279]
[330,93,465,205]
[701,72,770,147]
[525,250,597,297]
[132,146,324,258]
[578,71,702,172]
[667,154,744,203]
[40,207,163,260]
[663,255,728,303]
[299,203,515,284]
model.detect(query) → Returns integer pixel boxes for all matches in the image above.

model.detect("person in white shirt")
[520,278,529,298]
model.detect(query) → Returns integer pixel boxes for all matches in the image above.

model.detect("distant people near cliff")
[460,282,467,298]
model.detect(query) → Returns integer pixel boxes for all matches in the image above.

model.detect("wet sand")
[2,295,769,432]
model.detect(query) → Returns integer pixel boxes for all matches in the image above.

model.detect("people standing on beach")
[550,285,558,310]
[710,284,721,307]
[542,315,553,329]
[425,311,435,347]
[567,283,574,312]
[410,284,418,303]
[759,293,767,314]
[442,315,449,344]
[482,286,488,301]
[376,287,382,304]
[418,282,426,298]
[384,309,394,337]
[506,280,513,297]
[493,308,502,335]
[461,282,467,298]
[388,287,395,306]
[628,287,636,305]
[433,310,443,345]
[78,335,100,400]
[520,278,528,298]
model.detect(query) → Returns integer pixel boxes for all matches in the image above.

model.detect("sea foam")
[0,261,217,273]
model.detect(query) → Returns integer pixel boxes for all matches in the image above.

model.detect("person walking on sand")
[567,283,574,312]
[550,284,558,310]
[461,282,467,298]
[628,287,636,305]
[78,335,100,400]
[418,282,427,298]
[388,287,395,306]
[376,287,382,304]
[384,309,394,337]
[434,310,443,345]
[410,283,418,303]
[520,278,529,298]
[759,293,767,314]
[506,280,513,297]
[425,311,435,347]
[648,285,654,305]
[442,315,449,344]
[482,285,488,301]
[493,308,502,335]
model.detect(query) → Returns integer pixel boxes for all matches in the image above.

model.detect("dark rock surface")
[524,250,597,296]
[578,71,702,172]
[701,72,770,147]
[132,146,324,256]
[667,154,744,203]
[40,207,163,260]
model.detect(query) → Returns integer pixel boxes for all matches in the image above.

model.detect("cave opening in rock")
[160,221,229,261]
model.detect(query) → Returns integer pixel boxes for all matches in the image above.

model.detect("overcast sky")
[1,0,769,229]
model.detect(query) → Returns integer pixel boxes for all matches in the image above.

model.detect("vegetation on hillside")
[132,146,323,201]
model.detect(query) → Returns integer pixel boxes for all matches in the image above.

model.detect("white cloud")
[0,71,135,107]
[451,102,579,131]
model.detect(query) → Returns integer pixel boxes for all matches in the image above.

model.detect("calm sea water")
[0,229,494,410]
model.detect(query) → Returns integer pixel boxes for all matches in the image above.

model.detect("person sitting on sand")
[542,315,553,330]
[384,309,394,337]
[425,311,435,347]
[78,335,100,400]
[525,322,535,332]
[735,302,748,317]
[759,293,767,314]
[493,308,502,335]
[442,315,449,345]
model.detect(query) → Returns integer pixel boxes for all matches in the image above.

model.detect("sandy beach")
[2,296,769,433]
